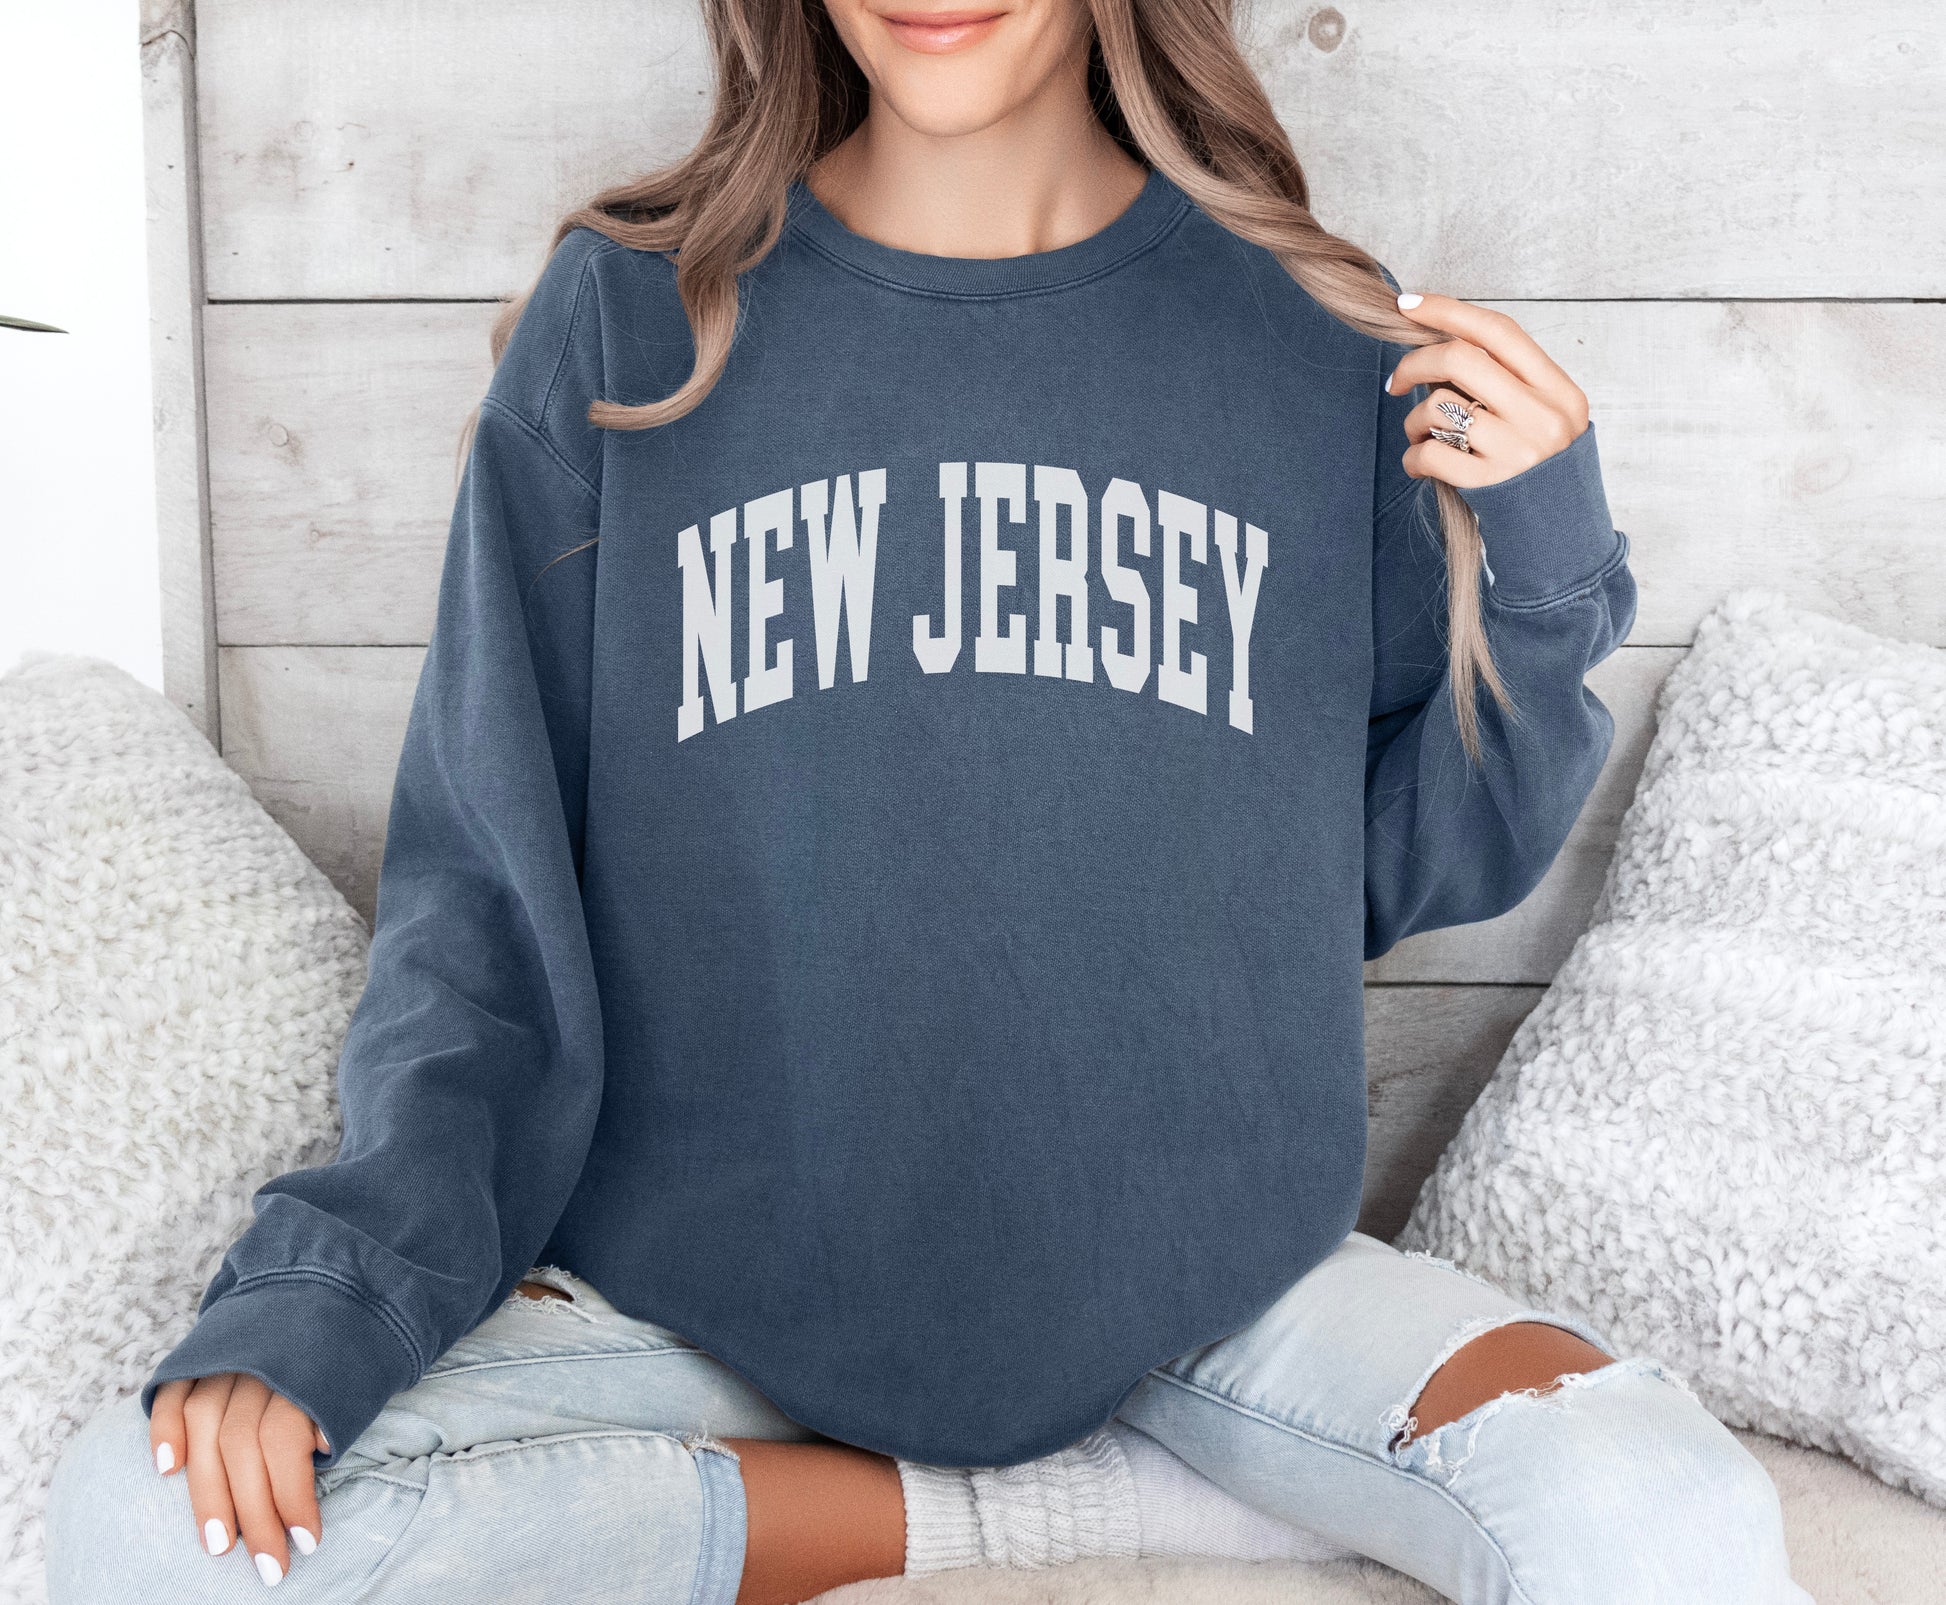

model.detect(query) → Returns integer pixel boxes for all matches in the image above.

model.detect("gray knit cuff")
[898,1460,985,1575]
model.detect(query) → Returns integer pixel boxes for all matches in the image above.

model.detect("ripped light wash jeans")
[45,1230,1811,1605]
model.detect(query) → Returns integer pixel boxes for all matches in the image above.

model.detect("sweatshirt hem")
[615,1214,1364,1469]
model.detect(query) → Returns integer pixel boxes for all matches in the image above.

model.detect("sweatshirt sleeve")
[1363,323,1639,962]
[141,233,612,1467]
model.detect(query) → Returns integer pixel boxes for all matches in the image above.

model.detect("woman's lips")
[880,8,1005,51]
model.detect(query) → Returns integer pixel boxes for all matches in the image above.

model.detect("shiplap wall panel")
[196,0,1946,301]
[143,0,218,740]
[205,299,1946,649]
[216,645,420,912]
[207,304,493,646]
[197,0,712,301]
[215,643,1667,984]
[1359,983,1546,1240]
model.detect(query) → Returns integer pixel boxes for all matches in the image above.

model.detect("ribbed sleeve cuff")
[141,1272,424,1470]
[1456,418,1626,606]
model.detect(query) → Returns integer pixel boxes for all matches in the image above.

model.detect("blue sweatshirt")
[145,164,1637,1469]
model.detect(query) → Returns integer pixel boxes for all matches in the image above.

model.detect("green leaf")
[0,314,67,333]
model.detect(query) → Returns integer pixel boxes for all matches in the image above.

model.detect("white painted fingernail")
[154,1442,174,1474]
[253,1551,284,1587]
[1397,291,1423,309]
[1385,365,1398,390]
[203,1518,230,1556]
[288,1525,317,1556]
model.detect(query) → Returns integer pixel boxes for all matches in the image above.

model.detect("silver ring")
[1429,397,1478,454]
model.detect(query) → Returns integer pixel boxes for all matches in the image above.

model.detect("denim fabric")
[50,1270,781,1605]
[1116,1232,1812,1605]
[52,1235,1808,1605]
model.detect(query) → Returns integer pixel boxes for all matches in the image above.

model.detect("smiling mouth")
[879,8,1006,52]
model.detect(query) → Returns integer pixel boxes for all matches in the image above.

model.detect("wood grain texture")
[1358,984,1545,1242]
[217,645,419,917]
[197,0,711,301]
[215,643,1667,982]
[1242,1,1946,301]
[143,0,218,742]
[206,303,495,646]
[205,298,1946,650]
[195,0,1946,300]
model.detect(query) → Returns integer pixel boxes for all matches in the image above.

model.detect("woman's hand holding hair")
[1383,291,1592,488]
[150,1373,329,1586]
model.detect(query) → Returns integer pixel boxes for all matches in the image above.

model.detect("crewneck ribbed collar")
[783,165,1191,299]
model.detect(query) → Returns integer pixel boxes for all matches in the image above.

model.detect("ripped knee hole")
[1391,1319,1615,1450]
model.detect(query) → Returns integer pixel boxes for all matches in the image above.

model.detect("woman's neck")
[803,105,1149,261]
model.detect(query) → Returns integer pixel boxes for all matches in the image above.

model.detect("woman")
[47,0,1809,1600]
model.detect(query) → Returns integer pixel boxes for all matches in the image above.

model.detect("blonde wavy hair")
[486,0,1516,760]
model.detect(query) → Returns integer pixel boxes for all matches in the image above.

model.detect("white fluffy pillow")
[0,655,368,1602]
[1398,588,1946,1507]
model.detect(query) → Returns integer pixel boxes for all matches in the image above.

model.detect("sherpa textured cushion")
[1398,587,1946,1509]
[0,654,368,1603]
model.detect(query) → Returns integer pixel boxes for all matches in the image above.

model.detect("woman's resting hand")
[150,1373,329,1585]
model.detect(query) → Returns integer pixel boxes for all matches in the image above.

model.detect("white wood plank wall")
[169,0,1946,1236]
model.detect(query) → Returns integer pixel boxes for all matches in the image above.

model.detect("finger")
[219,1376,291,1585]
[151,1379,191,1477]
[1392,292,1588,421]
[1393,404,1510,484]
[1400,434,1509,491]
[261,1395,324,1561]
[182,1374,239,1557]
[1404,388,1530,466]
[1388,339,1565,442]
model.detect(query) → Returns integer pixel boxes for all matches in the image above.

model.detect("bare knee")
[1394,1319,1614,1447]
[1391,1346,1801,1598]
